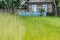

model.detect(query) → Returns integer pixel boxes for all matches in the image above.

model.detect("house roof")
[28,2,53,4]
[28,0,54,3]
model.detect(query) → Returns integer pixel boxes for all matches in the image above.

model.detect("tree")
[0,1,5,11]
[54,0,60,16]
[4,0,12,12]
[58,1,60,7]
[3,0,20,13]
[1,0,29,13]
[53,0,57,16]
[52,0,59,16]
[55,0,59,5]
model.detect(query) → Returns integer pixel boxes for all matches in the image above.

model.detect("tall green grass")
[0,13,60,40]
[0,13,25,40]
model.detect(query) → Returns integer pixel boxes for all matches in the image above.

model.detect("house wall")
[28,2,55,13]
[47,4,52,12]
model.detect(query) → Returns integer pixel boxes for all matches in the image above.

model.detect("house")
[0,0,56,16]
[26,0,55,16]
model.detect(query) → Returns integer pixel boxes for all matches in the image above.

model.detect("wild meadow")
[0,13,60,40]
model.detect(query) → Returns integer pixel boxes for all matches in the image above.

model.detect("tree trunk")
[53,0,57,16]
[12,1,15,14]
[11,0,15,14]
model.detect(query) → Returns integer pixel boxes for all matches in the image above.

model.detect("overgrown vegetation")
[0,13,25,40]
[39,8,45,16]
[0,13,60,40]
[56,0,60,8]
[0,0,28,13]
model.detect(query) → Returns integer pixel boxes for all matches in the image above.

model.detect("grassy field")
[23,17,60,40]
[0,13,60,40]
[0,13,25,40]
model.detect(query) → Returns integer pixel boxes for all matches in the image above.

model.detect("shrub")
[47,12,55,16]
[39,8,45,16]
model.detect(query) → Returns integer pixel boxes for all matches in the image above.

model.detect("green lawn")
[0,13,60,40]
[23,17,60,40]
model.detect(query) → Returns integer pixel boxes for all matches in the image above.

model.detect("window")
[32,4,37,12]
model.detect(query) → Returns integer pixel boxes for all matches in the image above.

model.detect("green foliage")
[39,8,45,13]
[55,0,59,5]
[58,1,60,8]
[0,0,28,13]
[0,1,5,8]
[55,0,60,8]
[39,8,45,16]
[4,0,12,8]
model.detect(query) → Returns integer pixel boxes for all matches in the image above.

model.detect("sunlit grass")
[0,13,60,40]
[0,13,25,40]
[23,16,60,40]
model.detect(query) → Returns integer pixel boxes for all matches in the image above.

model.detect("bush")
[47,12,55,16]
[39,8,45,16]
